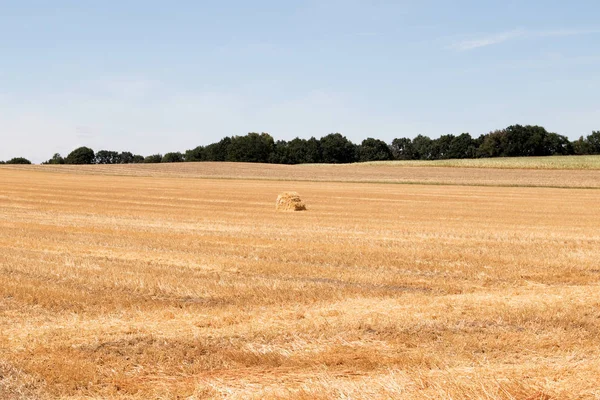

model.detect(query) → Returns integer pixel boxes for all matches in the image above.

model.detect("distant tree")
[572,136,591,155]
[185,146,205,162]
[119,151,135,164]
[270,140,291,164]
[390,138,415,160]
[472,133,485,152]
[96,150,120,164]
[587,131,600,154]
[144,154,162,163]
[498,125,529,156]
[474,125,557,157]
[502,125,562,157]
[476,130,505,158]
[447,133,476,159]
[0,161,5,164]
[542,133,573,156]
[226,132,275,163]
[204,137,231,161]
[6,157,32,164]
[319,133,357,163]
[270,137,323,164]
[358,138,393,162]
[43,153,65,164]
[412,135,434,160]
[132,155,145,163]
[431,134,455,159]
[65,147,95,164]
[476,125,572,158]
[298,137,322,163]
[162,152,184,163]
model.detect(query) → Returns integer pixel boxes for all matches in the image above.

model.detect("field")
[363,154,600,170]
[8,156,600,188]
[1,161,600,399]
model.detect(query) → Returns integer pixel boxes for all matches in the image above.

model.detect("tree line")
[2,125,599,165]
[0,157,32,165]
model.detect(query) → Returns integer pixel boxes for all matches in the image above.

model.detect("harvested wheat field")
[6,156,600,188]
[1,164,600,399]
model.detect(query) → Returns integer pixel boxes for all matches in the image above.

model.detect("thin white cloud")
[536,28,600,38]
[449,28,600,51]
[449,29,525,51]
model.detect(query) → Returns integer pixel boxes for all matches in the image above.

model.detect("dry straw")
[276,191,307,211]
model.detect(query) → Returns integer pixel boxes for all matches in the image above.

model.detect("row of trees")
[0,157,32,165]
[187,127,599,163]
[41,147,186,165]
[167,127,600,164]
[19,126,600,166]
[43,148,143,165]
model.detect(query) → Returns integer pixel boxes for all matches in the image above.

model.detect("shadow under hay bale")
[276,192,307,211]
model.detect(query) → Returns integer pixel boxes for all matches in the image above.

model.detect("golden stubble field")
[1,164,600,399]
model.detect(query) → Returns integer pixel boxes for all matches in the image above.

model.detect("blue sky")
[1,1,599,162]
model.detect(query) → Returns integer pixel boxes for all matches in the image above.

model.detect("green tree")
[412,135,433,160]
[502,125,559,157]
[477,125,572,157]
[500,125,530,156]
[390,138,415,160]
[587,131,600,154]
[162,152,184,163]
[319,133,357,163]
[96,150,120,164]
[572,136,592,155]
[144,154,162,163]
[65,147,95,164]
[270,137,323,164]
[204,137,231,161]
[270,140,292,164]
[226,133,275,163]
[358,138,393,162]
[447,133,475,159]
[299,137,322,163]
[132,155,145,163]
[431,134,455,159]
[304,136,323,163]
[476,130,505,158]
[542,133,572,155]
[6,157,32,164]
[119,152,134,164]
[292,137,322,164]
[43,153,65,164]
[185,146,205,162]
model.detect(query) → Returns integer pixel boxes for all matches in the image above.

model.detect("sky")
[1,0,599,162]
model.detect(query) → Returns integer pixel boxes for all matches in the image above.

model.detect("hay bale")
[276,192,307,212]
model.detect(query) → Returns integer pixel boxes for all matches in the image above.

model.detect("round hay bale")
[276,192,307,212]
